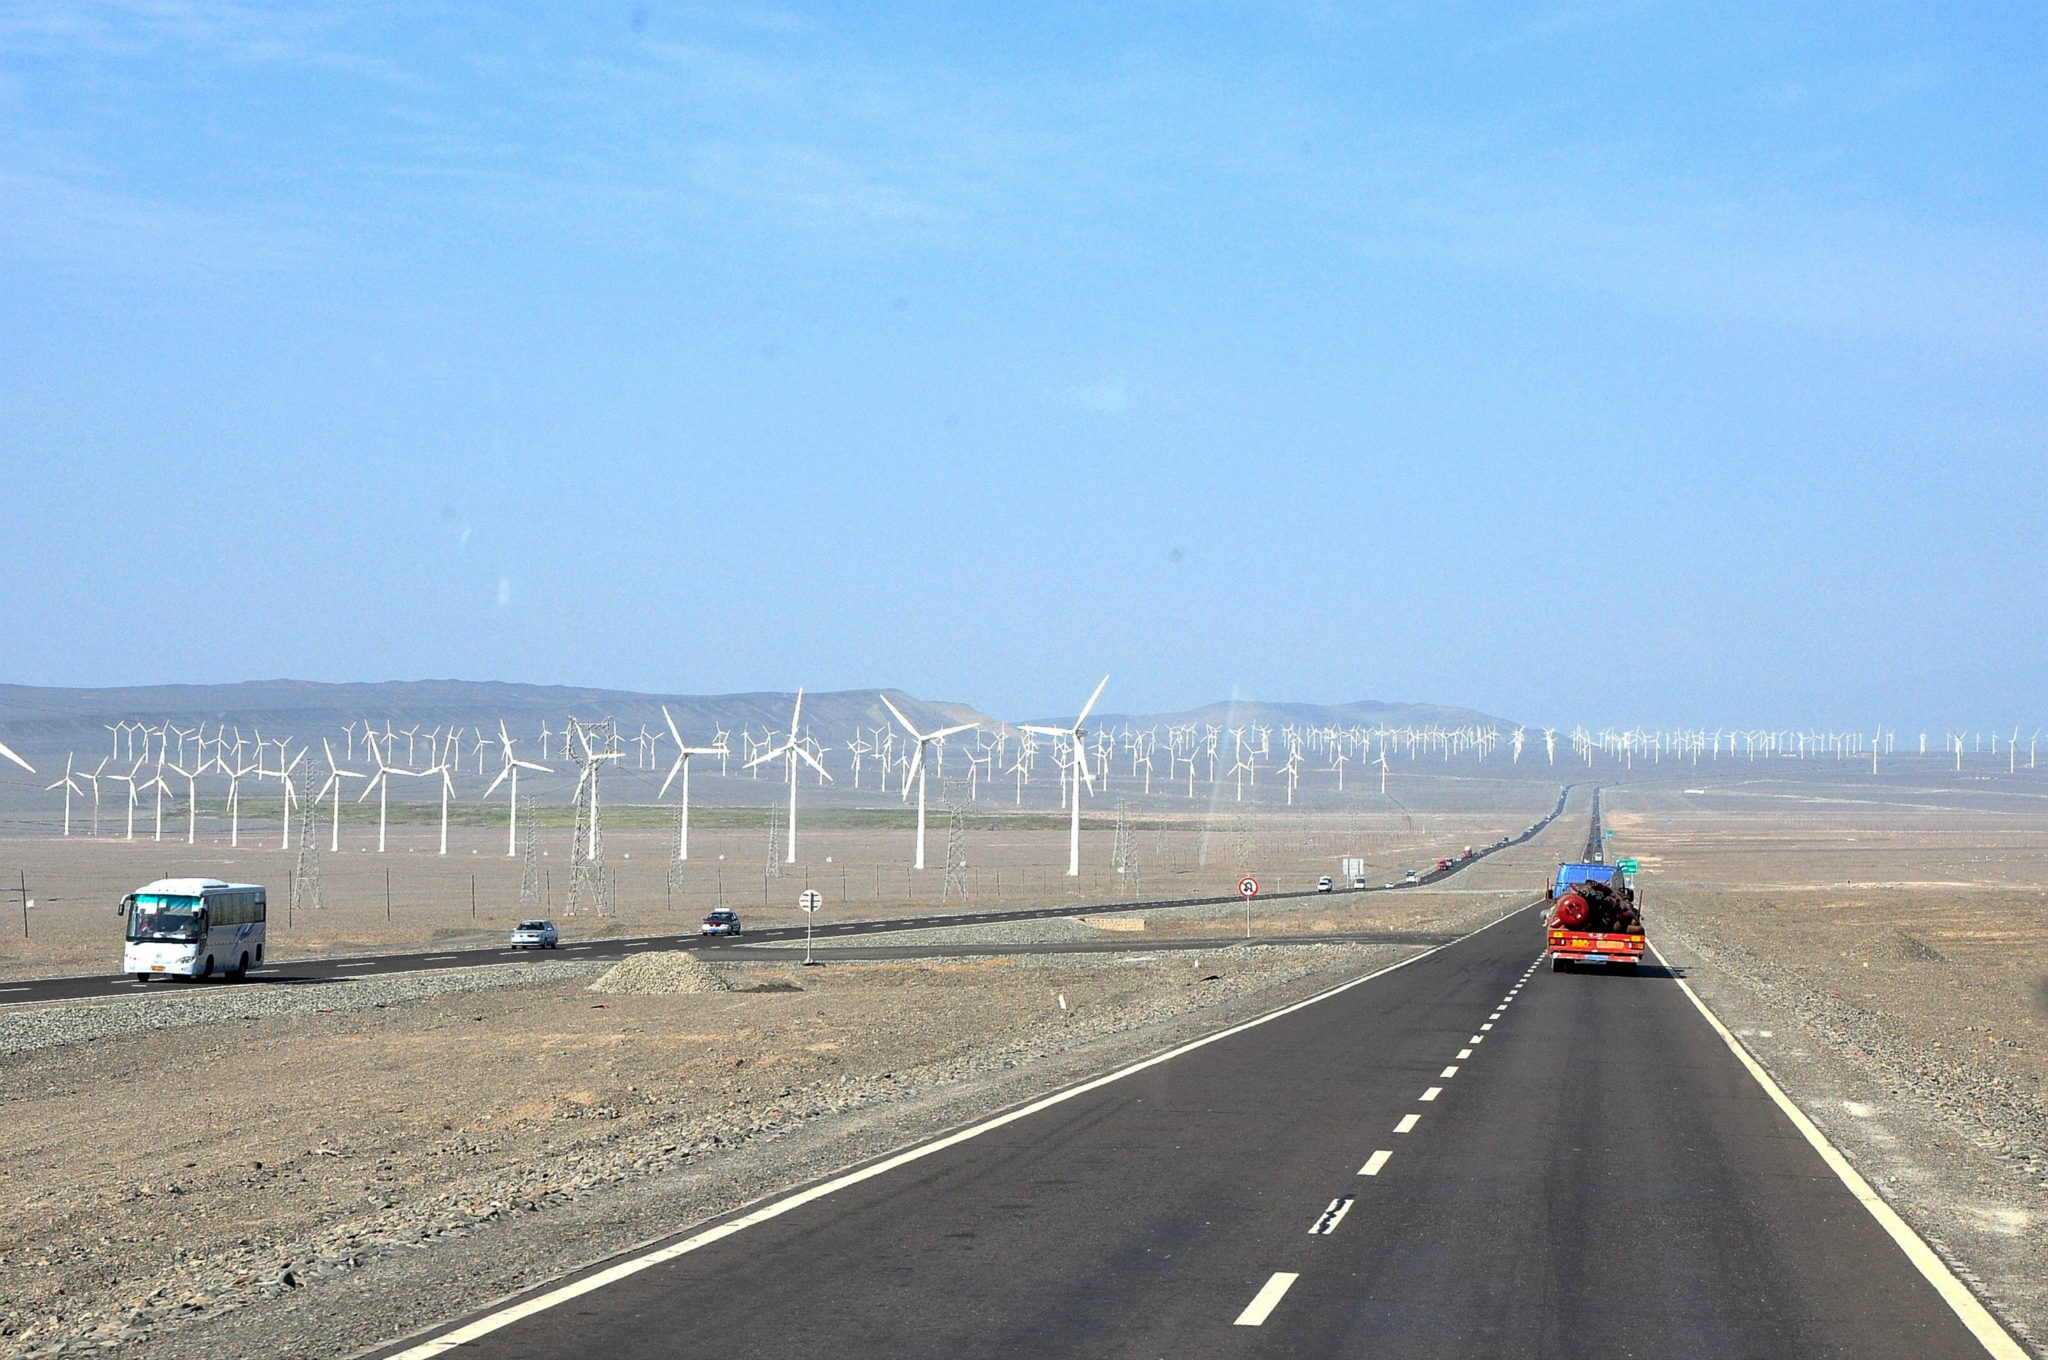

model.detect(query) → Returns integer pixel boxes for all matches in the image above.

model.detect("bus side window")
[252,893,267,923]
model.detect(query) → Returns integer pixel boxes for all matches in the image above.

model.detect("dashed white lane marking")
[380,903,1556,1360]
[423,955,458,962]
[1359,1150,1392,1176]
[1395,1114,1420,1134]
[250,968,280,974]
[566,945,592,951]
[1480,1023,1494,1031]
[1440,1066,1460,1078]
[337,961,377,968]
[1309,1197,1356,1235]
[1489,1011,1502,1019]
[0,987,26,993]
[1234,1272,1300,1326]
[1457,1048,1473,1059]
[1469,1034,1484,1044]
[1420,1087,1443,1102]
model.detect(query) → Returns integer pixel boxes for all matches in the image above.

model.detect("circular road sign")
[798,889,823,913]
[1239,877,1259,899]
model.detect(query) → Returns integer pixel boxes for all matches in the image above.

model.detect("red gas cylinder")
[1554,893,1589,928]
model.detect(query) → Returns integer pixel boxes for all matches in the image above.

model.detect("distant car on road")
[1316,876,1334,892]
[509,920,559,950]
[1404,869,1419,885]
[700,909,743,937]
[1350,875,1368,890]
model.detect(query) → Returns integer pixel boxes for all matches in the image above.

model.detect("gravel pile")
[588,952,734,994]
[0,962,606,1058]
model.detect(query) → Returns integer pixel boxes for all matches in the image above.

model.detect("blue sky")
[2,2,2042,727]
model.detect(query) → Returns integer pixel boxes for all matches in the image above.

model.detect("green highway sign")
[1616,858,1640,873]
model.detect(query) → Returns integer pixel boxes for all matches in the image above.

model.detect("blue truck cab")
[1550,862,1618,900]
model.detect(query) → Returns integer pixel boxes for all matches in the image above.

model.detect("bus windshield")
[127,894,204,943]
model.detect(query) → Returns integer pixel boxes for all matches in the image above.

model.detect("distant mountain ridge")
[0,681,1518,770]
[1073,699,1518,733]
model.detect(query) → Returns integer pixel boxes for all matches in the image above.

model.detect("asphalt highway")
[1,786,1574,1006]
[377,883,2012,1359]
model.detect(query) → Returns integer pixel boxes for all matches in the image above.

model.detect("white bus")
[122,878,267,982]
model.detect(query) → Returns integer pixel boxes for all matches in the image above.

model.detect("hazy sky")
[3,3,2041,726]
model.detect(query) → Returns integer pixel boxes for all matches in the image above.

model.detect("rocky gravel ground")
[0,891,1530,1360]
[1647,888,2048,1353]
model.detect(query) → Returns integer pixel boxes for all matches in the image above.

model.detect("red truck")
[1546,863,1644,973]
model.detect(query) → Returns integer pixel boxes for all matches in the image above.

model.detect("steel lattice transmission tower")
[291,778,324,913]
[518,796,541,904]
[564,718,622,915]
[1110,798,1135,886]
[763,804,784,879]
[942,784,969,903]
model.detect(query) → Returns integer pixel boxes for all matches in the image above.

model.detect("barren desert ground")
[1,772,2044,1357]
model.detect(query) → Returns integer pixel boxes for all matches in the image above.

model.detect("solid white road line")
[1358,1150,1392,1176]
[380,902,1549,1358]
[1234,1273,1300,1325]
[1395,1114,1420,1133]
[1420,1087,1442,1101]
[1440,1066,1459,1078]
[1650,942,2027,1360]
[1309,1197,1356,1235]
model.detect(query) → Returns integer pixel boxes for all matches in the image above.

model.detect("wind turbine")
[110,762,142,840]
[357,734,406,853]
[656,706,724,862]
[318,739,365,851]
[143,761,173,841]
[80,756,108,835]
[45,754,84,835]
[276,747,307,850]
[166,757,202,844]
[744,690,831,864]
[879,695,976,870]
[1020,675,1108,878]
[432,757,456,855]
[483,721,550,857]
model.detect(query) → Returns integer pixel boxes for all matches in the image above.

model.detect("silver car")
[510,919,559,950]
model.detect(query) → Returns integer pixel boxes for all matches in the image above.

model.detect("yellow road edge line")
[376,902,1544,1357]
[1649,941,2029,1360]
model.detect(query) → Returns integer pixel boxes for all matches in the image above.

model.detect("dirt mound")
[588,951,734,995]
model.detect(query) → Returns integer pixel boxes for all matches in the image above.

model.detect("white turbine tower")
[111,762,142,840]
[432,757,457,855]
[1020,675,1108,878]
[656,706,724,862]
[318,740,365,852]
[80,756,108,835]
[45,754,84,835]
[357,734,404,853]
[483,721,550,857]
[275,747,307,850]
[878,695,976,870]
[744,690,831,864]
[166,757,202,844]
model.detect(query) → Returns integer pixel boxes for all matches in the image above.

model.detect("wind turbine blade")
[1075,674,1110,727]
[658,756,685,800]
[1018,725,1067,738]
[933,721,977,740]
[484,766,511,799]
[902,743,924,801]
[514,758,551,773]
[789,688,805,733]
[0,740,34,774]
[662,705,686,750]
[878,694,921,740]
[744,745,788,770]
[795,744,832,781]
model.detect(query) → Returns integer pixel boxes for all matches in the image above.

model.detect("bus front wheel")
[229,952,249,980]
[200,955,214,980]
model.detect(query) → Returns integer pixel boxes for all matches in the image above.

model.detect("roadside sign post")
[798,889,823,966]
[1239,877,1259,939]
